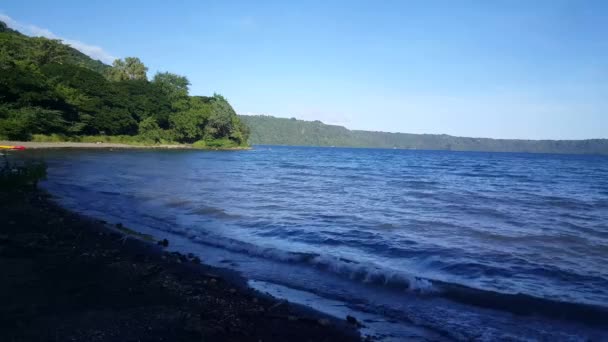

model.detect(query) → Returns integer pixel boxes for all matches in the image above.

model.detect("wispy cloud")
[0,13,116,64]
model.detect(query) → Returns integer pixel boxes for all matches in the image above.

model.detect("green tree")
[112,80,172,127]
[204,94,235,139]
[0,21,19,34]
[106,57,148,81]
[169,111,201,142]
[167,96,214,143]
[28,107,68,134]
[31,38,68,65]
[0,21,252,147]
[0,106,68,139]
[138,116,168,142]
[92,107,137,135]
[234,117,250,144]
[152,72,190,109]
[0,105,30,140]
[41,63,115,133]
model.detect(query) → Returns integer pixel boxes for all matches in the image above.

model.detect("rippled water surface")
[38,146,608,340]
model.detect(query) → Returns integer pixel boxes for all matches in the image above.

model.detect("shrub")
[194,138,239,149]
[0,157,47,190]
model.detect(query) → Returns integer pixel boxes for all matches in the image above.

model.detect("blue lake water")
[37,146,608,340]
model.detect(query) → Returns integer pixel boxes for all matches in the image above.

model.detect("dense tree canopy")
[0,21,249,147]
[0,24,109,74]
[106,57,148,81]
[240,115,608,155]
[153,72,189,104]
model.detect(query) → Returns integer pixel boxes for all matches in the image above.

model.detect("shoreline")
[0,141,251,151]
[0,188,361,341]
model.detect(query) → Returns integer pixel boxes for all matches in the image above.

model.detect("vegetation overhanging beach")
[0,21,250,150]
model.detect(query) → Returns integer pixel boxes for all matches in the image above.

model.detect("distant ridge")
[239,115,608,155]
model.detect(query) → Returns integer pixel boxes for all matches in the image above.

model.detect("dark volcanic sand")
[0,188,361,342]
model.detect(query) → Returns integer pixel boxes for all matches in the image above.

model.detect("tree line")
[0,21,249,147]
[240,115,608,155]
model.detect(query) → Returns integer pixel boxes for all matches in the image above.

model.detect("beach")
[1,140,192,150]
[0,141,253,150]
[0,186,361,341]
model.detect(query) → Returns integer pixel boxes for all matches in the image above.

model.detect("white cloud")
[0,13,116,64]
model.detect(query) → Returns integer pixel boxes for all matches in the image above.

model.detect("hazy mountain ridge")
[239,115,608,155]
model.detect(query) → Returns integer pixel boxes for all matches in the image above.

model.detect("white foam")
[166,225,440,293]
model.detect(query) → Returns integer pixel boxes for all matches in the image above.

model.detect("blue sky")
[2,0,607,139]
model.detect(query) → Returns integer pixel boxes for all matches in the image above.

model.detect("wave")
[593,198,608,209]
[165,198,193,208]
[98,190,121,196]
[190,205,241,219]
[162,225,438,293]
[540,195,595,211]
[386,179,439,189]
[159,224,608,326]
[437,281,608,327]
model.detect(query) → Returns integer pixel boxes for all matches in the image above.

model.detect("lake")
[39,146,608,340]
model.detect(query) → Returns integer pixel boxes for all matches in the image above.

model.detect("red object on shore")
[0,145,26,150]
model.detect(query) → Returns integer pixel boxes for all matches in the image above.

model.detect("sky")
[1,0,607,139]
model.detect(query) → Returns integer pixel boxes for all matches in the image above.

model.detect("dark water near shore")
[37,146,608,340]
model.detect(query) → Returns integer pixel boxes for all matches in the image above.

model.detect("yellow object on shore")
[0,145,26,150]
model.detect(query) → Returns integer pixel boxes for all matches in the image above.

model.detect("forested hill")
[0,21,249,148]
[239,115,608,155]
[0,21,109,74]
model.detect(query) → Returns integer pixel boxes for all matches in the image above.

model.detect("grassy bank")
[1,134,250,150]
[0,159,360,341]
[31,134,170,146]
